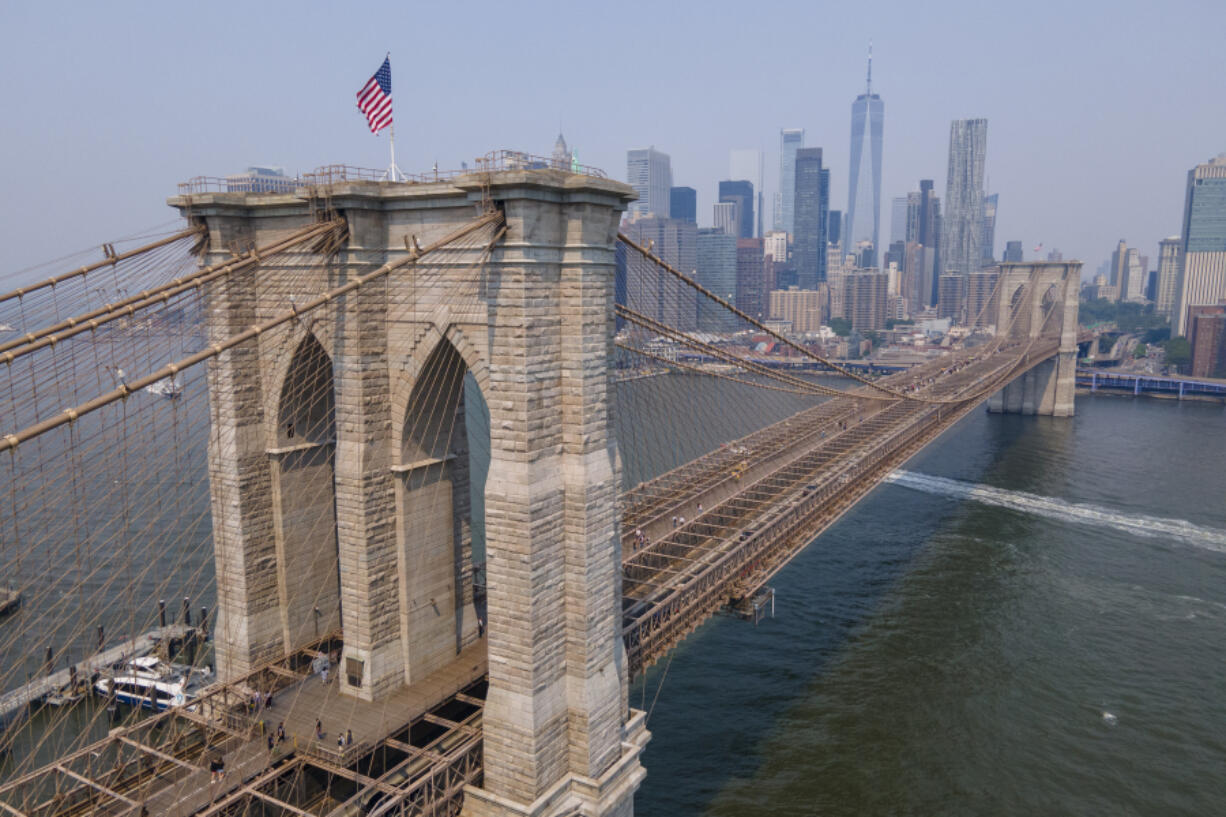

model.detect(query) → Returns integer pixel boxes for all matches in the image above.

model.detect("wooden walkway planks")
[136,638,487,816]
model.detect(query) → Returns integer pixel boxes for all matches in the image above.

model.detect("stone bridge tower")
[171,168,647,817]
[987,260,1082,416]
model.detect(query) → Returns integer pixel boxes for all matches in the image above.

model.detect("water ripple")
[885,470,1226,553]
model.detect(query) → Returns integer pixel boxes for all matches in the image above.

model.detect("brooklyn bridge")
[0,154,1079,817]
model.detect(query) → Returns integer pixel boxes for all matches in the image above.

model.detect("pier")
[0,624,197,734]
[1078,368,1226,401]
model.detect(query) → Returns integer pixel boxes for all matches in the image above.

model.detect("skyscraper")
[696,228,738,330]
[552,133,570,169]
[669,186,696,223]
[1003,240,1023,263]
[1110,240,1128,288]
[1189,305,1226,377]
[981,193,998,264]
[941,119,988,281]
[1173,154,1226,336]
[718,180,754,239]
[776,129,805,234]
[626,147,672,218]
[827,210,842,251]
[763,231,788,265]
[1155,236,1181,318]
[905,179,941,308]
[620,215,698,331]
[769,287,827,333]
[1122,248,1146,301]
[890,196,908,245]
[736,238,767,319]
[712,202,738,237]
[730,149,764,237]
[844,269,889,331]
[793,147,829,289]
[846,46,884,264]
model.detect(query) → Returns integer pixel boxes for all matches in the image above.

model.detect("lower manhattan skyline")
[2,0,1224,278]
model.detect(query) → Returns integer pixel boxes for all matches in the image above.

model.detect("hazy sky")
[2,0,1224,281]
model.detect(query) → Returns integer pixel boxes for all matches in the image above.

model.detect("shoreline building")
[1155,236,1181,318]
[846,46,884,267]
[1189,305,1226,377]
[627,147,672,218]
[941,119,988,285]
[776,128,805,234]
[1173,154,1226,335]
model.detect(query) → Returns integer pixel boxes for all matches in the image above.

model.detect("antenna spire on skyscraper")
[866,40,873,95]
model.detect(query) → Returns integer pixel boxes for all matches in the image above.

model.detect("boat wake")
[884,470,1226,553]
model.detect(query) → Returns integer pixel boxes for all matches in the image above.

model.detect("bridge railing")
[178,151,608,196]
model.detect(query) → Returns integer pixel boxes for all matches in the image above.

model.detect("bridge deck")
[621,339,1059,675]
[0,637,487,817]
[144,639,487,816]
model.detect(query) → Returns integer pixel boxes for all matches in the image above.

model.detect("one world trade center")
[846,45,883,266]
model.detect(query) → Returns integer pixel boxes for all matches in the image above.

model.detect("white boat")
[95,656,203,712]
[144,375,183,399]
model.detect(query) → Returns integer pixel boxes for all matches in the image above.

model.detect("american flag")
[356,57,393,134]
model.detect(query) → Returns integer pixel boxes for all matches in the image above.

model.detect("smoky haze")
[1,0,1223,280]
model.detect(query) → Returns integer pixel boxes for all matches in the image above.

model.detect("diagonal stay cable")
[0,211,502,453]
[0,220,343,361]
[0,225,205,307]
[616,304,867,398]
[618,231,967,404]
[615,342,838,396]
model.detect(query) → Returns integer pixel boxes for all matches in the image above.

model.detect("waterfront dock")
[0,624,197,730]
[1077,368,1226,401]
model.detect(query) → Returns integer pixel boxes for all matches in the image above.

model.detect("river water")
[5,366,1224,813]
[630,393,1226,816]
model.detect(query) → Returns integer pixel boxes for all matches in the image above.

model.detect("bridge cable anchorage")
[0,225,204,307]
[0,220,344,362]
[0,210,502,454]
[618,232,962,404]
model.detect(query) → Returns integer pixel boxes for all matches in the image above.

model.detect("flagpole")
[389,123,399,182]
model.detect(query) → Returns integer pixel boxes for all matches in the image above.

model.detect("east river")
[630,392,1226,816]
[3,368,1224,815]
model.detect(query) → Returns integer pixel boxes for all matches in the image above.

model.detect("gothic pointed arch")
[271,330,341,650]
[393,332,486,683]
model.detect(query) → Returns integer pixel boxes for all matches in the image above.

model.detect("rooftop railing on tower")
[177,150,607,195]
